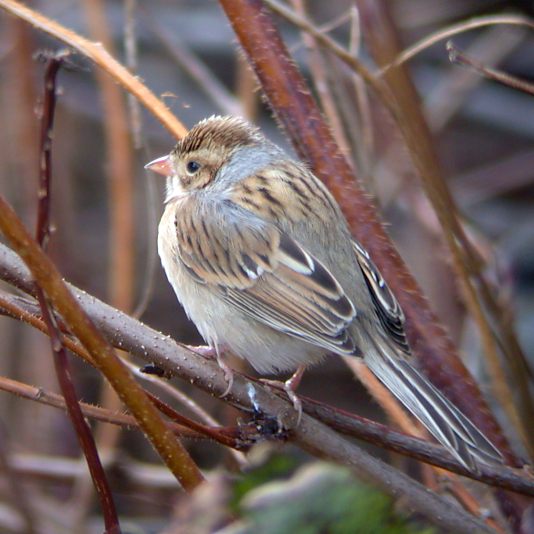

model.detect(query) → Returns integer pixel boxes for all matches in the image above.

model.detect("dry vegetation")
[0,1,533,533]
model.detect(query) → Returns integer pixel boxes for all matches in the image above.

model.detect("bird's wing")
[352,240,504,468]
[174,204,357,355]
[351,240,410,355]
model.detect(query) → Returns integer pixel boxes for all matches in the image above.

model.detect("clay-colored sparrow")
[147,116,502,471]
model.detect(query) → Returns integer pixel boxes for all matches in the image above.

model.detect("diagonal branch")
[217,0,518,466]
[34,50,120,533]
[0,0,186,139]
[0,196,204,492]
[0,244,532,500]
[0,274,495,533]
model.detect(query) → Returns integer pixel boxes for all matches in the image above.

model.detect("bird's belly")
[158,214,324,374]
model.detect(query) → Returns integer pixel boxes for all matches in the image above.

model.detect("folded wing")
[175,202,357,355]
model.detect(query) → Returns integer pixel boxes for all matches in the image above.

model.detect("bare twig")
[447,40,534,97]
[0,292,245,452]
[0,195,204,490]
[0,0,187,139]
[123,0,143,149]
[427,26,525,131]
[1,246,532,500]
[263,0,381,94]
[34,50,121,534]
[290,0,350,156]
[0,375,194,439]
[380,14,534,74]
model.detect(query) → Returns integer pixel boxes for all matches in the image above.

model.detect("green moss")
[233,462,434,534]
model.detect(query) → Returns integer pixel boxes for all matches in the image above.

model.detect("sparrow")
[146,115,503,471]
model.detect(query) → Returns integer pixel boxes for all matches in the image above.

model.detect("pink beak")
[145,155,173,176]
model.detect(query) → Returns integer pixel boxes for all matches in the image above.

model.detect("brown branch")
[0,374,244,446]
[218,0,518,466]
[0,196,204,491]
[447,40,534,96]
[0,0,187,139]
[380,14,534,74]
[0,292,243,452]
[1,246,532,500]
[299,396,534,497]
[34,50,121,534]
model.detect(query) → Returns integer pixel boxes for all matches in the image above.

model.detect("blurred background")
[0,1,533,532]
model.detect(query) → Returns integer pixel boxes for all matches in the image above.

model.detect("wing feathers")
[175,202,357,354]
[352,240,410,355]
[365,339,503,470]
[174,198,502,470]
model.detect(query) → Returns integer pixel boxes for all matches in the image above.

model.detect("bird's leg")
[216,346,234,398]
[186,344,234,397]
[286,365,305,391]
[262,365,306,425]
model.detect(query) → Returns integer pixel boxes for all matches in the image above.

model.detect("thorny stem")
[34,50,121,534]
[0,275,532,499]
[0,195,205,490]
[218,0,517,463]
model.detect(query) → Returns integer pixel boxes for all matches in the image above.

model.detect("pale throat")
[165,176,187,203]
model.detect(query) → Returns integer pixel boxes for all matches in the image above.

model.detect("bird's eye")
[186,160,201,174]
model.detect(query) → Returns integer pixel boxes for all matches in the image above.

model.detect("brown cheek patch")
[195,166,217,189]
[181,175,192,188]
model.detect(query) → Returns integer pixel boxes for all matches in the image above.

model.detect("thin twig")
[263,0,382,95]
[123,0,143,149]
[34,50,121,534]
[1,247,533,499]
[0,375,183,437]
[290,0,350,156]
[0,0,187,139]
[427,26,525,131]
[447,40,534,97]
[142,6,242,117]
[380,14,534,74]
[0,292,244,452]
[0,195,204,490]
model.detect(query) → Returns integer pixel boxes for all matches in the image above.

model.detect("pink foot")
[261,365,306,425]
[187,345,234,397]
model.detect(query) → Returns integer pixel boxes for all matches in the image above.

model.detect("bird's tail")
[364,336,503,471]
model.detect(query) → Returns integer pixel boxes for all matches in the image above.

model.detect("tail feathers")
[364,343,503,471]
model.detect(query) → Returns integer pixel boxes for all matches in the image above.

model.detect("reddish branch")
[0,273,533,499]
[217,0,517,465]
[34,51,121,534]
[0,244,526,533]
